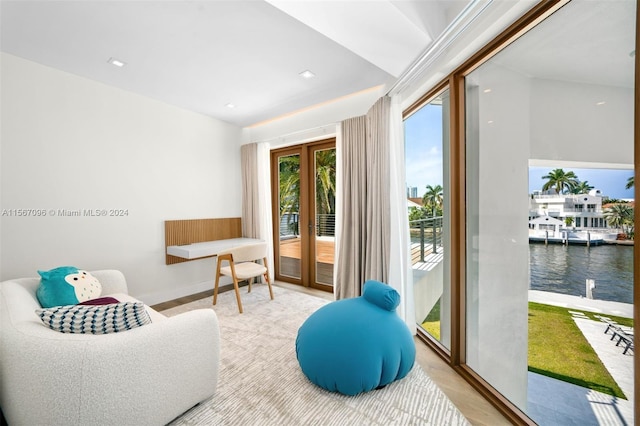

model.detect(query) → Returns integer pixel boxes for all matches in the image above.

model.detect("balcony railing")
[316,214,335,237]
[281,213,440,264]
[409,216,443,264]
[279,213,335,238]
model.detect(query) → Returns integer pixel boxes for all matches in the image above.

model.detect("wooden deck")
[278,237,335,264]
[278,237,334,285]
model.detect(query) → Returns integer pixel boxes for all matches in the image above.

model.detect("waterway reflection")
[529,243,633,304]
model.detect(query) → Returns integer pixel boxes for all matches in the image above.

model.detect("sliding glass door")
[404,88,451,351]
[463,1,636,422]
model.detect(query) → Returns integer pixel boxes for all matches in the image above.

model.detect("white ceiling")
[0,0,469,127]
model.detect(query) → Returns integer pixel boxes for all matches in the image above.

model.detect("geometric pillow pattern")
[35,302,152,334]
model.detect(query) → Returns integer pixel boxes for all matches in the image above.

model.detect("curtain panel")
[241,143,260,238]
[334,96,414,330]
[335,97,391,299]
[364,96,391,283]
[240,142,274,279]
[335,115,369,299]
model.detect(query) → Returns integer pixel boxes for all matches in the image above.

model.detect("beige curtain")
[241,143,260,238]
[335,96,391,299]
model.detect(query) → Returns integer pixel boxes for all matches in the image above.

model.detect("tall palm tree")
[625,175,634,189]
[541,168,579,194]
[279,155,300,234]
[570,180,594,194]
[422,184,443,217]
[278,150,337,236]
[315,149,336,216]
[315,149,336,236]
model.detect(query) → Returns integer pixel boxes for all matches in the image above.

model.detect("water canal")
[529,243,633,304]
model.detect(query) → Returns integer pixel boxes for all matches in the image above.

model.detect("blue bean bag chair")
[295,280,416,396]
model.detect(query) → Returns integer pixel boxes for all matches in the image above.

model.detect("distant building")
[528,189,610,229]
[407,186,418,198]
[408,197,424,207]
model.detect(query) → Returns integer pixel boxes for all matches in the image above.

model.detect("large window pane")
[405,89,451,349]
[465,1,635,423]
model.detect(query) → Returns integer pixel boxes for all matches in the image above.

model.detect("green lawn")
[420,301,629,399]
[421,298,441,340]
[528,302,627,399]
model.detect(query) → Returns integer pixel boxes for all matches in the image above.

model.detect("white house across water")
[528,189,620,244]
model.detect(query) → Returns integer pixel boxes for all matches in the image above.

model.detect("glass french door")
[271,139,336,291]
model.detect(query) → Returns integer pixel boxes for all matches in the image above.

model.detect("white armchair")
[0,270,220,426]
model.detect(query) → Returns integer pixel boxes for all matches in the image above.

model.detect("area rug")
[161,284,469,425]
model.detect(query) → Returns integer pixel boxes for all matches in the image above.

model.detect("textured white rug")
[162,285,469,425]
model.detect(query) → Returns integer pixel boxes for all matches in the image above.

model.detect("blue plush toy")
[36,266,102,308]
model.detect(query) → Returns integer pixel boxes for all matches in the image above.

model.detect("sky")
[404,103,443,193]
[528,167,634,200]
[404,104,634,200]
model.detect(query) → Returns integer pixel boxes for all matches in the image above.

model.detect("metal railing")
[316,214,335,237]
[279,212,299,237]
[409,216,443,263]
[279,213,336,237]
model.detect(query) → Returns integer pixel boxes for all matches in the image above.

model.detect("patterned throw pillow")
[35,302,152,334]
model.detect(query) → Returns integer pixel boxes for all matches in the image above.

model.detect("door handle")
[309,222,314,236]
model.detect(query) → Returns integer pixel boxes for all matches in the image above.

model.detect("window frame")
[403,0,639,423]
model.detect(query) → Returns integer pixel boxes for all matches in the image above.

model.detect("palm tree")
[625,175,634,189]
[279,155,301,234]
[541,168,579,194]
[570,180,594,194]
[603,203,634,237]
[278,150,337,237]
[315,149,336,216]
[315,149,336,236]
[422,184,443,217]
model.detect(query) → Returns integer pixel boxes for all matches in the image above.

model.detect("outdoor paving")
[526,291,634,425]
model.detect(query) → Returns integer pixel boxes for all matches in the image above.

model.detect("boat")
[528,216,604,245]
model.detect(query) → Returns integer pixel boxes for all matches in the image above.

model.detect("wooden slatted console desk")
[166,237,262,260]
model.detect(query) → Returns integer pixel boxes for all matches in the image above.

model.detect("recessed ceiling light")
[483,88,492,93]
[225,103,236,109]
[299,70,316,79]
[107,57,126,67]
[596,101,606,106]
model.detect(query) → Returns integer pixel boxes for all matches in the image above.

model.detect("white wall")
[0,53,243,304]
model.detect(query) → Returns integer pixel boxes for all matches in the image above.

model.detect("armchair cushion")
[36,302,152,334]
[0,269,221,425]
[36,266,102,308]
